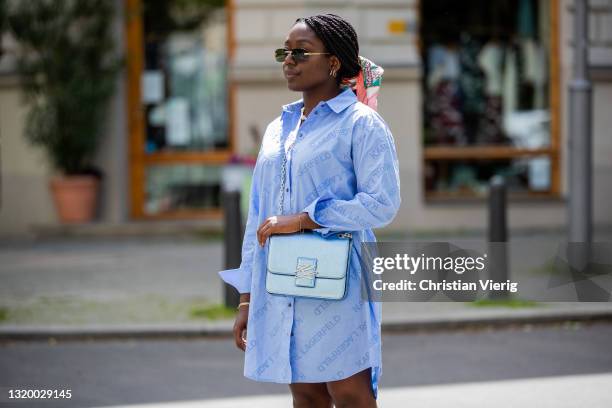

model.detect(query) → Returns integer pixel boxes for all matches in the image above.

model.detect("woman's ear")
[330,55,341,74]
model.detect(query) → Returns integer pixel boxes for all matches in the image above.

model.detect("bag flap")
[267,232,350,280]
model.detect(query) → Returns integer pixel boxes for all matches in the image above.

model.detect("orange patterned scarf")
[340,56,384,111]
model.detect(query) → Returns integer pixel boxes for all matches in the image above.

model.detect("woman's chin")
[286,81,303,92]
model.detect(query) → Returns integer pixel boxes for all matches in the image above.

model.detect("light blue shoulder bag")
[265,118,352,300]
[266,230,352,300]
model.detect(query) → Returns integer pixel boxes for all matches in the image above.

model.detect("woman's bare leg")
[326,367,377,408]
[289,382,333,408]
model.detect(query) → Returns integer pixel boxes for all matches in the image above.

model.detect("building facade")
[1,0,611,236]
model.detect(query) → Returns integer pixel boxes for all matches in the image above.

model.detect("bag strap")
[278,113,303,215]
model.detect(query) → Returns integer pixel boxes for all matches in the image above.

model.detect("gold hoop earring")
[329,69,337,77]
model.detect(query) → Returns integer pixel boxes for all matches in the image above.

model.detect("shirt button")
[286,188,289,192]
[288,303,292,307]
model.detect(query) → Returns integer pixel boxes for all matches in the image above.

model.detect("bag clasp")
[295,257,318,287]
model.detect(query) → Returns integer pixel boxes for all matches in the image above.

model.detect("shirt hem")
[244,361,381,400]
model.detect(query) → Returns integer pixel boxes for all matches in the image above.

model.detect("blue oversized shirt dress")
[218,87,401,399]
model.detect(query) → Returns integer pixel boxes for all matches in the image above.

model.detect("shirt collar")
[282,87,357,114]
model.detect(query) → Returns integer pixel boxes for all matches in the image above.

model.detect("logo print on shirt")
[255,354,276,376]
[309,127,351,149]
[304,174,344,204]
[294,315,341,361]
[297,151,332,177]
[318,322,367,372]
[368,141,388,159]
[313,300,332,316]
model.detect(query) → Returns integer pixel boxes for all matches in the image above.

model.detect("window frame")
[124,0,235,219]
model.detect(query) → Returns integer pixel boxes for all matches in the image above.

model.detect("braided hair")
[294,14,360,85]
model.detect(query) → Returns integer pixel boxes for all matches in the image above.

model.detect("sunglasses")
[274,48,330,63]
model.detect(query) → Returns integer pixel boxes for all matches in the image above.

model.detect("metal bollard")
[223,190,244,308]
[488,176,509,300]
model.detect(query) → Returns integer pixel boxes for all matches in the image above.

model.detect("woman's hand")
[257,213,303,247]
[234,307,248,351]
[234,297,249,352]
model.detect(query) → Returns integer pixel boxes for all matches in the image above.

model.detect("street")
[2,321,611,407]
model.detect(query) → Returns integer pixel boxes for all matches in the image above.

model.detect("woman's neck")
[302,85,342,116]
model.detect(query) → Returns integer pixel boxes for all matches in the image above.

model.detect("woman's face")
[282,22,340,92]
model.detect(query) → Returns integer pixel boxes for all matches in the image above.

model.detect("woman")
[219,13,401,408]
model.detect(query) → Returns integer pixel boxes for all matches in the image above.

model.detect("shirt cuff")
[302,198,332,236]
[218,267,251,294]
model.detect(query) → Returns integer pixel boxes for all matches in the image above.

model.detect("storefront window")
[145,164,222,214]
[142,0,227,153]
[126,0,230,219]
[420,0,558,199]
[142,0,228,153]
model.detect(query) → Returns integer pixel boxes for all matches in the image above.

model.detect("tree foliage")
[7,0,121,175]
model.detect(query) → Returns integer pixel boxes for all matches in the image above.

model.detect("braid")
[295,14,360,85]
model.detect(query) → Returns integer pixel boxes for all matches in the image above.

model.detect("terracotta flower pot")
[49,175,100,223]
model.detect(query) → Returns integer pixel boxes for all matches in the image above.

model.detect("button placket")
[281,109,307,213]
[286,121,302,205]
[287,297,294,337]
[285,149,291,205]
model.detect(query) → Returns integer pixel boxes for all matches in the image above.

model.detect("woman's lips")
[284,71,300,79]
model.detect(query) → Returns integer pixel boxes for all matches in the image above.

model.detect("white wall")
[0,79,57,236]
[233,0,419,69]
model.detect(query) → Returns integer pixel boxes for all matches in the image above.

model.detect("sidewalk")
[95,372,612,408]
[1,230,612,340]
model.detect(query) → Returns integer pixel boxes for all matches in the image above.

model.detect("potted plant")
[6,0,120,223]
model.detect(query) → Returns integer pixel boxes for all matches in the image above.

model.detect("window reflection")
[421,0,551,147]
[145,164,222,214]
[142,1,227,153]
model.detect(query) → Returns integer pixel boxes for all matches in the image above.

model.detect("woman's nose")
[283,52,297,64]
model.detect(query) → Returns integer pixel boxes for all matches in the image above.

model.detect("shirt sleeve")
[301,114,401,233]
[217,153,262,294]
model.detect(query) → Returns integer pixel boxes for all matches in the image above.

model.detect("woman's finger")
[259,226,267,247]
[260,223,272,246]
[241,328,247,351]
[257,224,262,246]
[257,220,268,247]
[234,325,242,350]
[257,224,266,246]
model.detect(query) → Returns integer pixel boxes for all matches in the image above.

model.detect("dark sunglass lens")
[274,48,288,62]
[292,48,307,62]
